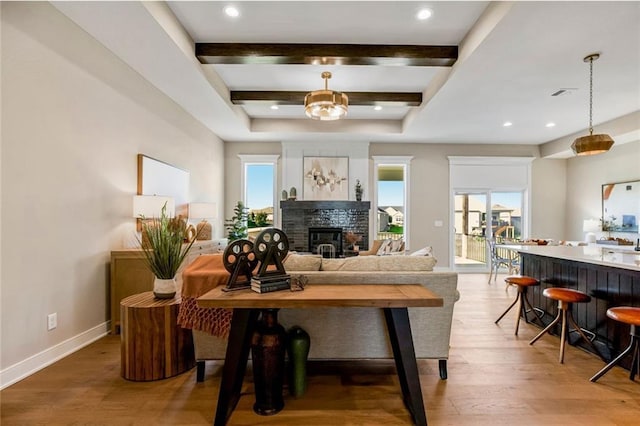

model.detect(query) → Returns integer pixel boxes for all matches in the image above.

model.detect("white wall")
[0,2,224,387]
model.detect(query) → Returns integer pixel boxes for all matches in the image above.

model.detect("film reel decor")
[222,239,258,291]
[251,228,291,293]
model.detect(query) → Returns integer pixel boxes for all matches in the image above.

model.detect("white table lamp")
[583,219,600,243]
[189,202,217,240]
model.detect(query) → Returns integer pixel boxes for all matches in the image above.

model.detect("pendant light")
[304,71,348,121]
[571,53,614,156]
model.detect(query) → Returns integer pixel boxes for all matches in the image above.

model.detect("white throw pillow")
[390,239,404,252]
[410,246,433,257]
[376,238,393,255]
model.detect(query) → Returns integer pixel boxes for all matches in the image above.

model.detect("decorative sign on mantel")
[303,156,348,201]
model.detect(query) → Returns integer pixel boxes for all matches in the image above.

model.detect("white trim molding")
[372,156,414,250]
[1,322,109,390]
[238,154,280,227]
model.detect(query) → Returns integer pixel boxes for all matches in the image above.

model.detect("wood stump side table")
[120,291,195,381]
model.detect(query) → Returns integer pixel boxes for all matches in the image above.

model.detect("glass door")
[453,191,524,272]
[454,192,488,269]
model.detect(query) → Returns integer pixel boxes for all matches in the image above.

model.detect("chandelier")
[571,53,614,156]
[304,71,348,121]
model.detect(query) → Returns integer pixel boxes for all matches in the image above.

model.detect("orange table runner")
[178,254,233,337]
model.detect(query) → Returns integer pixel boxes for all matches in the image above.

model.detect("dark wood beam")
[230,91,422,107]
[197,43,457,67]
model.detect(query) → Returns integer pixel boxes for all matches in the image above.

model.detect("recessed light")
[503,121,513,127]
[224,6,239,18]
[416,8,433,20]
[374,106,383,111]
[270,105,279,110]
[545,122,556,128]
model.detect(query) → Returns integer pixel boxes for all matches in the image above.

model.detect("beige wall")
[565,140,640,241]
[1,2,224,383]
[369,143,554,265]
[223,142,569,267]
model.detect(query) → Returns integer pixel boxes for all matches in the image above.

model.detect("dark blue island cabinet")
[521,251,640,370]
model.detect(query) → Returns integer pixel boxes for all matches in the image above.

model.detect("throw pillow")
[410,246,433,257]
[390,239,404,253]
[283,254,322,271]
[376,238,393,255]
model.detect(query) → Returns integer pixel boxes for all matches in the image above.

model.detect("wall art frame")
[303,156,349,201]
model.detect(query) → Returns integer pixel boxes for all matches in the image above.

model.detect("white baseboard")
[0,321,109,390]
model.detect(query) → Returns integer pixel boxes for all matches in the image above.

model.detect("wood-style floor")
[2,274,640,425]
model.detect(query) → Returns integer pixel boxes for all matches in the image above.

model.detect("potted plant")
[225,200,249,242]
[138,203,198,299]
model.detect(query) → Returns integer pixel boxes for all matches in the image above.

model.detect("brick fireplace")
[280,200,370,254]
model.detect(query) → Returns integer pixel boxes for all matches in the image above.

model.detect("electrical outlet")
[47,313,57,331]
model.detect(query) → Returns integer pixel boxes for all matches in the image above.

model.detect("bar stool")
[529,287,599,363]
[495,276,544,335]
[590,307,640,382]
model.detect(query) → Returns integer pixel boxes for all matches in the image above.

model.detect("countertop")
[500,244,640,272]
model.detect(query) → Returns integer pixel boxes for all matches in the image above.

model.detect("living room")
[2,1,639,424]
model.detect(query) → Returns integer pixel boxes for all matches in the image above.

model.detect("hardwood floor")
[2,274,639,425]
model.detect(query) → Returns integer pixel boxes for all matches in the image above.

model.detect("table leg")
[384,308,428,426]
[213,308,259,426]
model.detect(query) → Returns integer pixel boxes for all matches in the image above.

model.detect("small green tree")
[225,201,249,241]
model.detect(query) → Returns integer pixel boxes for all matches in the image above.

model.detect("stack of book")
[251,274,291,293]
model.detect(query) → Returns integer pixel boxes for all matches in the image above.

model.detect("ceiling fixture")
[503,121,513,127]
[417,8,433,20]
[224,6,239,18]
[304,71,348,121]
[571,53,614,156]
[546,122,556,128]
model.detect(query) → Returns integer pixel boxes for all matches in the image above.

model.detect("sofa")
[183,253,459,382]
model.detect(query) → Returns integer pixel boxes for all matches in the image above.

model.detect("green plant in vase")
[226,201,249,242]
[137,203,198,299]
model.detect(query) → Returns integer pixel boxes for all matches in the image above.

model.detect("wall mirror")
[602,179,640,233]
[137,154,189,217]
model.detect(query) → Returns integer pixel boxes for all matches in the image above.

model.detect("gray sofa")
[193,254,459,381]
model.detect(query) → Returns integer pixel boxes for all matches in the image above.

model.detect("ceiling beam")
[231,91,422,107]
[196,43,458,66]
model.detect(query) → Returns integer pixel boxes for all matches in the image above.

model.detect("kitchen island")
[513,244,640,369]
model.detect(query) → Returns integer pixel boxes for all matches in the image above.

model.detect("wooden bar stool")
[495,276,544,335]
[590,307,640,382]
[529,287,599,363]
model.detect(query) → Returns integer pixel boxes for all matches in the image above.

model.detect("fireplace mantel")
[280,200,370,210]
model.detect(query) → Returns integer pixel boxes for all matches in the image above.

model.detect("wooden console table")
[197,284,443,426]
[120,292,195,381]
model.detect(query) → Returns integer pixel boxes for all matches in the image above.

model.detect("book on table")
[251,274,291,293]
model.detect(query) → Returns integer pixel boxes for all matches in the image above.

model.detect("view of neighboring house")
[384,206,404,225]
[454,197,522,239]
[377,206,404,231]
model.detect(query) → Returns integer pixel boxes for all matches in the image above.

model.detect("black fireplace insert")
[308,227,343,258]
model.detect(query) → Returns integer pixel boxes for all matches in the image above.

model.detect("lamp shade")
[571,134,614,156]
[133,195,175,218]
[189,202,217,219]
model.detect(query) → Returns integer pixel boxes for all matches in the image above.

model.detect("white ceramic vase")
[153,277,177,299]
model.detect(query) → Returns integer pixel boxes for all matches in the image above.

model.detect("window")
[239,155,279,232]
[372,156,412,248]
